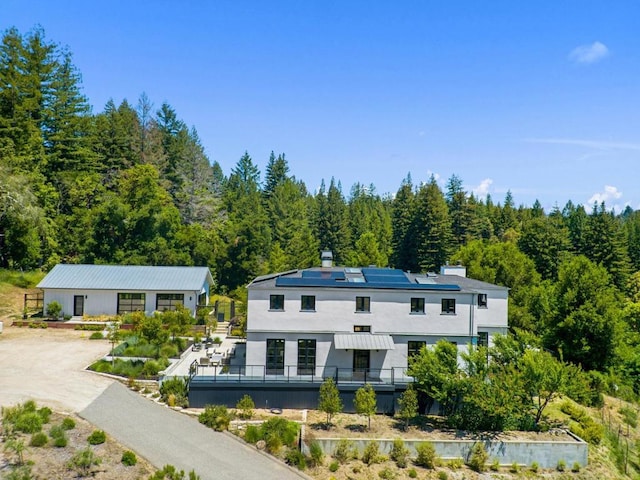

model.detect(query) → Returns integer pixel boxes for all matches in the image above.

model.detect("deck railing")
[189,362,413,386]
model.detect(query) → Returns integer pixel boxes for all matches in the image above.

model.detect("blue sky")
[5,1,640,211]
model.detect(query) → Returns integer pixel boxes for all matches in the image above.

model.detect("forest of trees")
[3,27,640,399]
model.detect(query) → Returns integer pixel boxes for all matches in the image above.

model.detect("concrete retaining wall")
[302,435,588,469]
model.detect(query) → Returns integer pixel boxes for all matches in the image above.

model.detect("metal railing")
[189,363,414,385]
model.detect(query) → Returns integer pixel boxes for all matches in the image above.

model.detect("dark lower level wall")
[188,380,405,413]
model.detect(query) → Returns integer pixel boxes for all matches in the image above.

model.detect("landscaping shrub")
[333,439,357,464]
[284,448,306,470]
[68,447,101,477]
[557,459,566,471]
[490,458,500,471]
[15,412,42,433]
[530,461,539,473]
[89,331,104,339]
[309,441,324,467]
[390,438,409,468]
[244,425,261,444]
[362,440,384,465]
[88,429,106,445]
[75,324,104,331]
[236,394,255,420]
[142,359,163,377]
[121,450,138,466]
[437,471,448,480]
[160,377,188,407]
[572,462,581,472]
[61,417,76,430]
[199,405,231,431]
[378,466,396,479]
[259,417,299,451]
[467,442,488,472]
[329,460,339,472]
[407,468,417,478]
[415,442,438,469]
[37,406,52,423]
[29,432,48,447]
[159,344,179,359]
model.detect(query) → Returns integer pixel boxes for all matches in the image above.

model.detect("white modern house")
[37,264,214,318]
[244,253,509,383]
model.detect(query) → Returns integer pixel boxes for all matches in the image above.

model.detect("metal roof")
[334,333,395,350]
[37,264,214,291]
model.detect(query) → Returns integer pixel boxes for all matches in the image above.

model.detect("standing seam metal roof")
[37,264,214,291]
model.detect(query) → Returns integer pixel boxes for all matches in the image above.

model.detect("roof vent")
[321,250,333,268]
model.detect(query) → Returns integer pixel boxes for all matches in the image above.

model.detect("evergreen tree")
[390,175,418,271]
[314,178,350,264]
[263,151,289,198]
[414,176,451,272]
[445,174,471,249]
[518,215,571,280]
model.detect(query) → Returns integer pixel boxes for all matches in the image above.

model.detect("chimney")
[321,250,333,268]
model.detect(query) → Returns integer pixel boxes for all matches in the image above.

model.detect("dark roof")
[248,266,507,293]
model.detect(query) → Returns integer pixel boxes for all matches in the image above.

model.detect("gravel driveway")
[0,327,113,412]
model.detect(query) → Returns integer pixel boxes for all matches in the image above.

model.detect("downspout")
[469,293,475,345]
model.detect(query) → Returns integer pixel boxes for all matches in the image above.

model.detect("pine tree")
[315,178,350,265]
[390,174,418,271]
[414,176,451,272]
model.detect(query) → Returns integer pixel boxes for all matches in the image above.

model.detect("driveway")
[81,382,305,480]
[0,327,113,412]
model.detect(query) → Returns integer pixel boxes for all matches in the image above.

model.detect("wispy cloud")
[472,178,493,198]
[524,137,640,151]
[569,41,609,65]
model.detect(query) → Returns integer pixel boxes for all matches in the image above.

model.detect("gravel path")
[81,382,306,480]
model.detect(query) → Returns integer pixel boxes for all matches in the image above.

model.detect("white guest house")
[244,252,508,383]
[38,264,214,318]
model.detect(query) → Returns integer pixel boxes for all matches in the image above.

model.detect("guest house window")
[117,293,145,315]
[156,293,184,311]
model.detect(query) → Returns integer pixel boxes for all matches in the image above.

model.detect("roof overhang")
[334,334,395,350]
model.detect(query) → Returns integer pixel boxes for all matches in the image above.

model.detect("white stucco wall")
[43,288,202,317]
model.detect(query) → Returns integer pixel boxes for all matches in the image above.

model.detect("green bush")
[89,331,104,339]
[407,468,417,478]
[490,458,500,471]
[75,324,104,331]
[121,450,137,466]
[447,458,464,469]
[530,461,539,473]
[68,447,101,477]
[333,438,357,464]
[142,359,163,377]
[467,442,488,472]
[53,433,68,447]
[437,471,448,480]
[244,425,261,444]
[362,440,384,465]
[309,441,324,467]
[160,377,188,407]
[510,462,520,473]
[15,412,43,433]
[29,432,48,447]
[37,406,52,424]
[378,466,396,479]
[572,462,581,472]
[62,417,76,430]
[620,406,638,428]
[415,442,437,469]
[159,344,179,359]
[329,460,339,472]
[284,448,306,470]
[236,394,255,420]
[88,429,107,445]
[199,405,231,431]
[390,438,409,468]
[557,459,566,471]
[259,417,299,450]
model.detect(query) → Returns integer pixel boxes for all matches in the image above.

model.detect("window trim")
[441,298,456,315]
[269,294,285,311]
[300,295,316,312]
[355,296,371,313]
[410,297,425,314]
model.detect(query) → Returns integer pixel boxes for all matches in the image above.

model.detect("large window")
[301,295,316,311]
[156,293,184,311]
[408,341,426,362]
[266,339,285,374]
[356,296,370,312]
[477,332,489,348]
[441,298,456,314]
[297,339,316,375]
[117,293,145,315]
[410,297,425,314]
[269,294,285,311]
[478,293,488,308]
[354,325,371,332]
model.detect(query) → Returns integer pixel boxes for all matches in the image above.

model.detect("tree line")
[3,27,640,399]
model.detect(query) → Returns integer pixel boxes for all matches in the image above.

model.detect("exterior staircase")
[214,321,229,336]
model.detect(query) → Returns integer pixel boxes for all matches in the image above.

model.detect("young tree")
[106,320,121,367]
[318,378,342,426]
[354,383,377,430]
[397,384,418,430]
